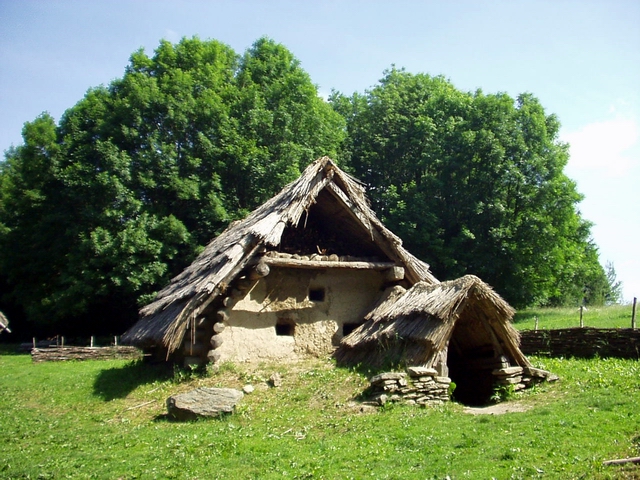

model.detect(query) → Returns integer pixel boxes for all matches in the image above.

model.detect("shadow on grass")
[152,412,232,423]
[0,343,29,355]
[512,311,538,325]
[93,359,173,401]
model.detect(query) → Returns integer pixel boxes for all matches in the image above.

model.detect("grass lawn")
[513,304,636,330]
[1,348,639,479]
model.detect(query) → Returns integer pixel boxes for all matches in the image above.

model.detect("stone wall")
[368,367,451,406]
[367,365,557,407]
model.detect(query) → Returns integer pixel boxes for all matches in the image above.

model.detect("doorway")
[446,319,505,406]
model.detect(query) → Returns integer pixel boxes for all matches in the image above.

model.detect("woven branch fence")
[519,328,640,359]
[31,346,142,362]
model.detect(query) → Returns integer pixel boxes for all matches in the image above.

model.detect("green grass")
[513,304,636,330]
[1,351,639,479]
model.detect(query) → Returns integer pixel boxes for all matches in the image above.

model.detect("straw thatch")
[122,157,438,355]
[0,310,10,334]
[334,275,530,369]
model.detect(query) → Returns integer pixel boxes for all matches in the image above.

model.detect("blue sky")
[1,0,638,303]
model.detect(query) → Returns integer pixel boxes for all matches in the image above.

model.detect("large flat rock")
[167,387,244,421]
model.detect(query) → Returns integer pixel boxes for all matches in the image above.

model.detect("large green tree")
[0,37,344,335]
[333,69,610,307]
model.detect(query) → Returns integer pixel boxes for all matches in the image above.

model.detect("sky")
[1,0,639,303]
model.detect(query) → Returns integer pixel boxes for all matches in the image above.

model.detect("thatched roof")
[334,275,530,369]
[122,157,438,353]
[0,310,10,334]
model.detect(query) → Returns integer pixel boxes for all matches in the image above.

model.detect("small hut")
[122,157,438,366]
[0,311,10,335]
[335,275,541,405]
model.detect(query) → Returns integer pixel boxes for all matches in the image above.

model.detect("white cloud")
[562,117,639,176]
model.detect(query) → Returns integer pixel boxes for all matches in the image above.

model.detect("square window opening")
[309,288,325,302]
[276,319,295,336]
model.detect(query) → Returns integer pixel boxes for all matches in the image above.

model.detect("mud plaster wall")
[217,267,385,362]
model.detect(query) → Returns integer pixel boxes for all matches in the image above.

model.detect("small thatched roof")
[122,157,438,354]
[334,275,530,369]
[0,310,10,334]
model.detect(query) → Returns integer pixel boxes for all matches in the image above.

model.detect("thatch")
[0,310,10,334]
[122,157,437,354]
[334,275,530,369]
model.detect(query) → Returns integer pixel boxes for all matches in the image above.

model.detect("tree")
[603,261,623,304]
[0,114,71,331]
[0,37,344,335]
[225,37,345,213]
[333,68,609,307]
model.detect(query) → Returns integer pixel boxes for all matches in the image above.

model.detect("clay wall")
[216,267,385,362]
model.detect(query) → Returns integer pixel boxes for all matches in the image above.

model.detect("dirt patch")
[463,402,532,415]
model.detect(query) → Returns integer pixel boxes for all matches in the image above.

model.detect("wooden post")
[632,297,637,329]
[603,456,640,466]
[32,337,36,348]
[249,261,270,280]
[534,316,538,331]
[90,336,95,347]
[579,306,584,328]
[114,335,118,346]
[61,336,65,347]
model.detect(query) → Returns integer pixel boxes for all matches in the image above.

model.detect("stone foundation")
[367,365,558,407]
[368,367,452,406]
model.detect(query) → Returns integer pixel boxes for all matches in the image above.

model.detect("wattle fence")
[519,327,640,359]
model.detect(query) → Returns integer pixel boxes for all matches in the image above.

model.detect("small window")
[342,323,361,337]
[276,319,295,336]
[309,288,325,302]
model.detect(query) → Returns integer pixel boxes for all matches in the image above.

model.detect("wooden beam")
[260,256,397,270]
[384,266,405,282]
[603,456,640,466]
[249,261,270,280]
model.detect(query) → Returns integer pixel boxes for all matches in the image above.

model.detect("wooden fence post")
[579,306,584,328]
[90,336,95,347]
[632,297,637,329]
[534,316,538,331]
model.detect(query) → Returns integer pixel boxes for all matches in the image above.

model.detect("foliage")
[332,68,612,308]
[604,261,623,305]
[1,353,639,479]
[0,38,622,336]
[491,384,516,403]
[0,37,344,335]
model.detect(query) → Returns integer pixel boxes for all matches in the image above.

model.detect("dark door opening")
[444,315,511,406]
[447,346,496,406]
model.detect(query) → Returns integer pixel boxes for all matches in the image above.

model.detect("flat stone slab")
[523,366,558,381]
[370,372,406,384]
[167,387,243,421]
[407,367,437,377]
[492,366,524,376]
